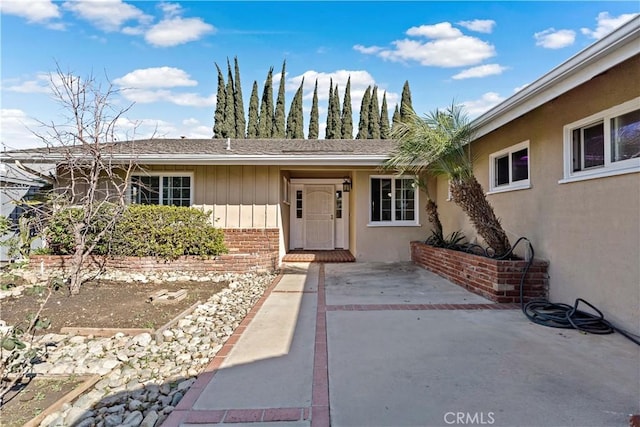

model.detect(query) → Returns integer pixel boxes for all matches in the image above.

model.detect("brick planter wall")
[222,228,279,255]
[410,241,549,303]
[30,228,280,275]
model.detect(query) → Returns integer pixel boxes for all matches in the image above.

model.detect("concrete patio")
[162,262,640,427]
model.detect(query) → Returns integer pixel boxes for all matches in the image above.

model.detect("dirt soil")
[0,279,228,333]
[1,376,84,427]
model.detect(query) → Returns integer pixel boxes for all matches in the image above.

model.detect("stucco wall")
[435,55,640,332]
[351,170,432,262]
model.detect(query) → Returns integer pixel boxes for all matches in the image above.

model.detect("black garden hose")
[505,237,640,346]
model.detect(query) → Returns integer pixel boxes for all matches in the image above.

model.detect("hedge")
[46,204,227,260]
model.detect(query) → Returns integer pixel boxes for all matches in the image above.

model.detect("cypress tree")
[308,79,319,139]
[247,81,260,138]
[400,80,414,122]
[356,86,371,139]
[258,67,274,138]
[325,79,334,139]
[213,63,226,138]
[380,91,390,139]
[332,85,342,139]
[273,60,286,138]
[286,78,304,139]
[233,57,246,139]
[223,58,235,138]
[341,77,353,139]
[392,104,401,130]
[368,86,380,139]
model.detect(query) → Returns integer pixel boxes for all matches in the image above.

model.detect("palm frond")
[385,102,476,181]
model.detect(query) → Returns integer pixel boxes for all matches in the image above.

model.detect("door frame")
[289,178,350,250]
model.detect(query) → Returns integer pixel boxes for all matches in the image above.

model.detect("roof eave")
[4,154,391,167]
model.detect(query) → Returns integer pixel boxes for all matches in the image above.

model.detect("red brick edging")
[312,264,331,426]
[327,303,519,311]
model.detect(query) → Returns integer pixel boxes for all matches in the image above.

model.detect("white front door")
[304,185,335,250]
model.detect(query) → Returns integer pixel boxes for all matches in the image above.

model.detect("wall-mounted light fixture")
[342,177,352,192]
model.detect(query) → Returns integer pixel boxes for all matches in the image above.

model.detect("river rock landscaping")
[0,270,277,427]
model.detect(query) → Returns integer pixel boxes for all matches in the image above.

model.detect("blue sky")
[1,1,638,149]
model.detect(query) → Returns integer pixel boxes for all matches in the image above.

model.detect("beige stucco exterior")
[435,55,640,332]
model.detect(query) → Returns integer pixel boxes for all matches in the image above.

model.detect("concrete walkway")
[162,262,639,427]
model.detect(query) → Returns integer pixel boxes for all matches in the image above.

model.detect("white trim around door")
[289,179,349,250]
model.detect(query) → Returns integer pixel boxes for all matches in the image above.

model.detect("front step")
[282,250,355,263]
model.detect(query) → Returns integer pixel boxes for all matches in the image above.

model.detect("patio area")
[164,262,640,427]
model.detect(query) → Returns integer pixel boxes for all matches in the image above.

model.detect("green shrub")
[46,204,227,260]
[47,204,115,255]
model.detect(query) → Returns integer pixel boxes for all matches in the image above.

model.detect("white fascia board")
[20,154,390,166]
[131,155,390,166]
[472,18,640,139]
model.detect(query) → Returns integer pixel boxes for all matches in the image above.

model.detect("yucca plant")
[385,103,511,256]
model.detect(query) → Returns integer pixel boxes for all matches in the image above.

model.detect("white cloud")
[581,11,638,40]
[0,0,60,23]
[113,66,214,106]
[353,44,383,54]
[144,16,215,47]
[63,0,150,32]
[356,22,496,68]
[513,83,530,93]
[406,22,463,38]
[457,19,496,34]
[114,67,198,88]
[451,64,507,80]
[462,92,505,117]
[3,74,53,94]
[118,88,215,107]
[379,37,495,67]
[0,109,43,150]
[158,2,183,18]
[182,118,200,126]
[534,28,576,49]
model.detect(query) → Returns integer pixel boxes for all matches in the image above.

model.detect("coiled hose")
[501,237,640,346]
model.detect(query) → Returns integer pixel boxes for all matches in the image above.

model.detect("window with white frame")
[489,141,530,193]
[370,176,418,225]
[131,174,192,207]
[562,98,640,182]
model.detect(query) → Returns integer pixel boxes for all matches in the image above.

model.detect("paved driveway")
[164,262,640,427]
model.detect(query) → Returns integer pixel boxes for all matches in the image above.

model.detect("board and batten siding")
[146,165,281,228]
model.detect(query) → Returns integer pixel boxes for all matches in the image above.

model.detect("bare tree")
[29,66,140,294]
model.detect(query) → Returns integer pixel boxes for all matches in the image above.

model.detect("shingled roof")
[5,138,398,166]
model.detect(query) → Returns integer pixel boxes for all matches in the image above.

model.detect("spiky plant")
[386,103,511,256]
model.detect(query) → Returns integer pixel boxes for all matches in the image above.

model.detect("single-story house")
[6,18,638,332]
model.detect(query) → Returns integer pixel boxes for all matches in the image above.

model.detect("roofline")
[471,17,640,139]
[4,153,390,166]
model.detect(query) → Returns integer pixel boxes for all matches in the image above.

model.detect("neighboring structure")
[5,18,638,331]
[0,158,53,261]
[435,18,639,332]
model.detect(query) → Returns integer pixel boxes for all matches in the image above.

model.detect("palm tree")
[385,103,511,256]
